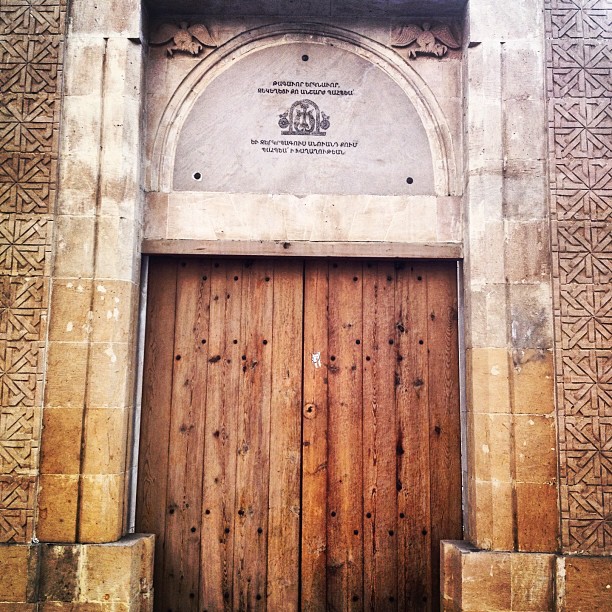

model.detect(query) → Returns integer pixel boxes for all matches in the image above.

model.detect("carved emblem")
[278,99,331,136]
[150,21,217,57]
[392,22,461,59]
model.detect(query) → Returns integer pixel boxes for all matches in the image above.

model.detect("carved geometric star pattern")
[0,0,65,543]
[547,0,612,553]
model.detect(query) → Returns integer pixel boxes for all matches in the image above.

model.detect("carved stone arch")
[148,22,459,197]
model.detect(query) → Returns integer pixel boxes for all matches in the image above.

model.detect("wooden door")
[301,260,461,611]
[136,257,461,612]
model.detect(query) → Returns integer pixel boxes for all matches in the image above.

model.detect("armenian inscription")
[174,43,435,196]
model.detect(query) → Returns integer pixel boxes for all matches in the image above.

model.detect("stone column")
[462,0,558,553]
[37,0,144,545]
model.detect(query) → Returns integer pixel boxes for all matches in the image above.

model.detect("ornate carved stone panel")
[0,0,65,543]
[546,0,612,554]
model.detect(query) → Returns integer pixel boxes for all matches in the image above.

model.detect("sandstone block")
[82,408,129,475]
[40,408,83,475]
[516,482,559,552]
[44,342,88,408]
[37,475,79,543]
[78,473,125,543]
[511,349,555,414]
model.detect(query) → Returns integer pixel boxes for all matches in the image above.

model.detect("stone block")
[503,99,547,161]
[48,279,94,342]
[44,342,88,408]
[63,37,106,98]
[470,413,513,483]
[501,40,546,102]
[468,0,544,42]
[467,221,506,285]
[467,348,511,413]
[503,159,548,220]
[86,342,131,409]
[53,216,96,279]
[78,473,125,543]
[91,280,135,343]
[39,545,81,602]
[505,221,551,283]
[40,408,83,475]
[94,217,140,282]
[37,475,79,543]
[562,556,612,611]
[514,414,557,484]
[509,283,554,350]
[69,0,141,38]
[511,349,555,414]
[143,192,168,240]
[461,550,512,610]
[99,97,142,219]
[82,408,128,475]
[516,482,559,553]
[0,545,32,602]
[463,285,508,349]
[81,535,155,603]
[510,553,555,611]
[470,479,514,551]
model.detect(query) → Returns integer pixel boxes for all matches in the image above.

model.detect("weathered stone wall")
[545,0,612,555]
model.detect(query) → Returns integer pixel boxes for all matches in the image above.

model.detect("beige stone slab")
[53,216,96,279]
[69,0,141,38]
[48,279,94,343]
[173,42,435,197]
[143,192,168,239]
[511,349,555,415]
[0,546,31,602]
[514,414,557,484]
[505,221,551,283]
[94,216,140,282]
[503,159,548,220]
[40,407,83,475]
[91,280,136,343]
[82,408,129,475]
[85,341,131,409]
[37,474,79,543]
[161,191,454,244]
[468,0,544,42]
[515,482,558,553]
[509,283,554,350]
[78,473,125,543]
[463,284,508,349]
[501,40,546,102]
[437,196,463,242]
[63,37,107,98]
[510,553,555,611]
[503,98,547,162]
[44,342,89,408]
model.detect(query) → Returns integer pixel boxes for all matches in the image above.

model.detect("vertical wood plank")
[267,260,303,611]
[362,261,399,611]
[136,258,177,611]
[396,262,432,611]
[233,260,274,610]
[200,260,244,610]
[327,261,364,611]
[427,263,462,611]
[301,261,330,612]
[161,259,211,611]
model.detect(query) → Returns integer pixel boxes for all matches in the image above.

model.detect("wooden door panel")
[301,260,461,612]
[137,258,304,612]
[137,257,461,612]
